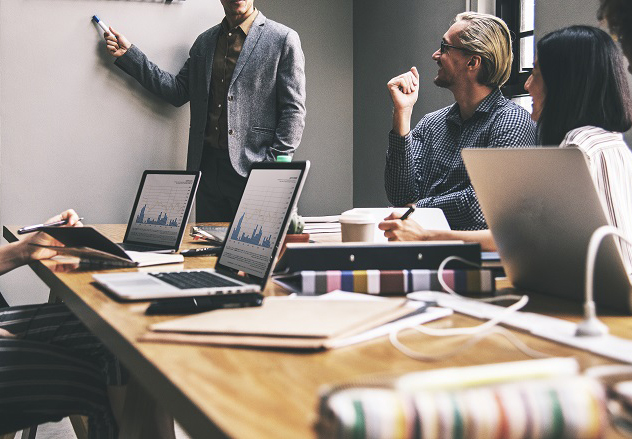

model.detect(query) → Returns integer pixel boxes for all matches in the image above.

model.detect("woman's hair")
[537,25,632,145]
[455,12,513,88]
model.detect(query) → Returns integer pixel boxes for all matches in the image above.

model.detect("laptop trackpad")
[106,275,167,288]
[99,273,180,294]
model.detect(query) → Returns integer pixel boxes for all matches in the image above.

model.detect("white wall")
[0,0,353,305]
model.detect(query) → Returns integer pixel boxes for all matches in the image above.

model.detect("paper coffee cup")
[339,214,375,242]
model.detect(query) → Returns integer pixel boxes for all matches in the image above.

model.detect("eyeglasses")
[440,40,472,54]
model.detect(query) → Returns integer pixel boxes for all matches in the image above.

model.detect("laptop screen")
[218,164,308,280]
[124,171,201,249]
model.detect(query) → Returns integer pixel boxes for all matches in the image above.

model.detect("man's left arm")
[271,30,306,159]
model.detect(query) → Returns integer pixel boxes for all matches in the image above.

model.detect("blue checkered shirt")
[385,88,536,230]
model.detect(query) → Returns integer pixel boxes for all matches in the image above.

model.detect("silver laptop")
[93,161,310,301]
[119,170,201,253]
[462,147,632,313]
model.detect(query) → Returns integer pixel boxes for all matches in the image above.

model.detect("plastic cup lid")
[339,213,375,224]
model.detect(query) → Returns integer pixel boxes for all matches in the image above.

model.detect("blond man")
[385,12,536,230]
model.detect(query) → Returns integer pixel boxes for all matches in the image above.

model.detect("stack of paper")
[303,215,341,234]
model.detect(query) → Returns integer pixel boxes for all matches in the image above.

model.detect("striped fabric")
[0,303,127,438]
[317,376,606,439]
[561,126,632,275]
[385,88,536,231]
[296,269,495,296]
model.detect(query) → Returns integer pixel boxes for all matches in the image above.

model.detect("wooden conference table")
[3,224,632,439]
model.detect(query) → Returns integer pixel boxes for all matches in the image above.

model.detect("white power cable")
[389,326,551,361]
[577,225,632,336]
[437,256,524,303]
[409,295,528,336]
[389,255,552,360]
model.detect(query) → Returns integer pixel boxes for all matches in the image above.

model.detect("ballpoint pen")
[18,217,85,234]
[191,226,224,244]
[399,205,416,221]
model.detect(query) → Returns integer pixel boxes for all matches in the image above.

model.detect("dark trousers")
[0,303,127,438]
[197,148,247,222]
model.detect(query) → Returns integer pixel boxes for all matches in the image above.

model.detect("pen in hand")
[399,205,416,221]
[17,217,84,235]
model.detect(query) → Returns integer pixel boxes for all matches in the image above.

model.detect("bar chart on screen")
[126,174,196,246]
[231,213,273,247]
[219,169,302,277]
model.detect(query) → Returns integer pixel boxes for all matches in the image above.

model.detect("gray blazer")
[115,12,306,176]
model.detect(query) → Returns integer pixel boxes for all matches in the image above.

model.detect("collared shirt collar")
[445,88,504,125]
[221,8,259,36]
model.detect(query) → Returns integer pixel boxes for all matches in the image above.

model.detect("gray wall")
[535,0,600,38]
[258,0,354,216]
[353,0,464,207]
[0,0,353,305]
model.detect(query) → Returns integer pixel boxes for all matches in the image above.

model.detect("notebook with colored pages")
[273,269,495,295]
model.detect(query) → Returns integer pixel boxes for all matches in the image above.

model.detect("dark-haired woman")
[531,25,632,272]
[379,25,632,274]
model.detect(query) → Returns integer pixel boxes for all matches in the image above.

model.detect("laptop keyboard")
[149,271,243,290]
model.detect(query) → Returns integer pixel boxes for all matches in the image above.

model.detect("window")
[497,0,535,101]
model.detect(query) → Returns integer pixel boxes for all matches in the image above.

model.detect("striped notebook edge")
[279,269,496,296]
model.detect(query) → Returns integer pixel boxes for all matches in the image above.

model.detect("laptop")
[93,161,310,301]
[462,147,632,313]
[119,170,201,253]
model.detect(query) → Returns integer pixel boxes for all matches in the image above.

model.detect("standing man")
[104,0,306,221]
[385,12,536,231]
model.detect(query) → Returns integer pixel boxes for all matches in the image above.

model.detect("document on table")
[141,292,452,350]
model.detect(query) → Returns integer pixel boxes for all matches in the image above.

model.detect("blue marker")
[92,15,112,36]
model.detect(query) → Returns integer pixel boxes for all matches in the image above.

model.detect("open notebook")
[36,226,183,268]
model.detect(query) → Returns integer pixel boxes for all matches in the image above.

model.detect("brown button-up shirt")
[204,10,258,150]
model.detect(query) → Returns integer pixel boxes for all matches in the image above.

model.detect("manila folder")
[144,297,412,350]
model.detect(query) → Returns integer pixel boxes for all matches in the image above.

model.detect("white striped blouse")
[561,126,632,275]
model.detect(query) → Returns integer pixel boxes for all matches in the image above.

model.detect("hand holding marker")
[93,15,131,57]
[92,15,112,36]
